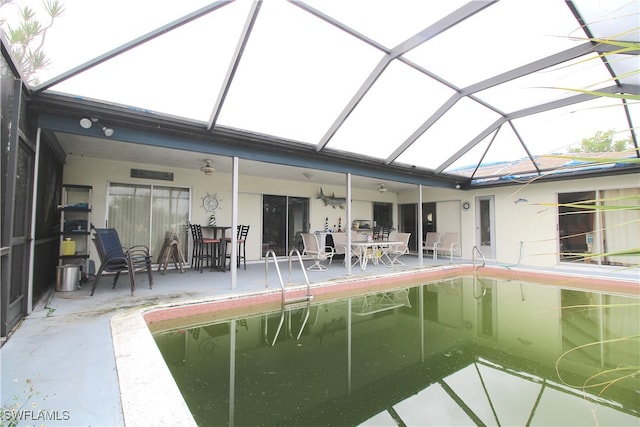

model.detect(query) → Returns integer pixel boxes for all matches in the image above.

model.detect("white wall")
[62,154,638,269]
[397,174,639,267]
[62,156,398,265]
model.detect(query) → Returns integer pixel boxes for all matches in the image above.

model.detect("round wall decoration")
[201,193,221,212]
[462,201,471,211]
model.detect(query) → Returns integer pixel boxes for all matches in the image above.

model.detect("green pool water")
[153,277,639,426]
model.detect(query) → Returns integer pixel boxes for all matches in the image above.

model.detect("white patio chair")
[434,232,460,261]
[330,232,352,266]
[301,233,334,271]
[424,232,442,258]
[385,232,411,266]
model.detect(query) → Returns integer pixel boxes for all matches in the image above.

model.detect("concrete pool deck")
[1,255,638,426]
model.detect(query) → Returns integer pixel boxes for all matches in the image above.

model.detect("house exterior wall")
[62,156,397,265]
[398,174,639,268]
[62,154,637,269]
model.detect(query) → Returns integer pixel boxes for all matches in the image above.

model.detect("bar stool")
[225,225,250,270]
[190,223,219,273]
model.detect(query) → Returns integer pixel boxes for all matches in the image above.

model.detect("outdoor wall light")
[79,117,93,129]
[102,126,114,137]
[79,117,114,137]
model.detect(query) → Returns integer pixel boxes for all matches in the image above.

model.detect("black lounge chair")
[92,228,153,296]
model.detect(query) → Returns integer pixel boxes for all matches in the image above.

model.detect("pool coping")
[110,264,639,426]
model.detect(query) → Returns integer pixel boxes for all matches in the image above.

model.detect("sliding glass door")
[107,183,190,257]
[262,195,309,257]
[558,188,639,266]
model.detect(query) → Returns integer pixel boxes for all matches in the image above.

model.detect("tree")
[568,129,634,153]
[0,0,64,85]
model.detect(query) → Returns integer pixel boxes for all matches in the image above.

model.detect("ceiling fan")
[378,184,388,193]
[200,159,215,175]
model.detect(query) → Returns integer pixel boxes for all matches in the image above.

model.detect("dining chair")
[301,233,334,271]
[434,232,460,261]
[386,232,411,265]
[424,232,442,257]
[330,232,354,265]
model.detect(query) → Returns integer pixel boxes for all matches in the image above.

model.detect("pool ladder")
[264,249,313,346]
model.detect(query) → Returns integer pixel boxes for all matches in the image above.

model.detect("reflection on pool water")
[152,277,639,426]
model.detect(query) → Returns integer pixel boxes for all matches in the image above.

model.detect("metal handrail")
[287,249,311,304]
[472,246,485,270]
[263,249,313,345]
[264,249,284,289]
[471,246,487,299]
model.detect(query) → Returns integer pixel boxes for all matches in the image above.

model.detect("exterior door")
[262,195,309,257]
[3,138,34,335]
[373,202,393,228]
[398,203,418,252]
[475,195,495,259]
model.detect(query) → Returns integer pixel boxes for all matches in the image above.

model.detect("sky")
[1,0,637,176]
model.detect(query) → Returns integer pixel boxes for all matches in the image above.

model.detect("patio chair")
[225,225,250,270]
[434,232,460,261]
[188,222,199,269]
[91,228,153,296]
[380,226,392,241]
[330,232,355,265]
[424,232,442,258]
[386,232,411,265]
[301,233,334,271]
[189,223,220,273]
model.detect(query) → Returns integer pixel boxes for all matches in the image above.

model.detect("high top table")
[202,225,232,271]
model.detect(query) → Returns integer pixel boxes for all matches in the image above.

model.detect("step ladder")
[264,249,313,346]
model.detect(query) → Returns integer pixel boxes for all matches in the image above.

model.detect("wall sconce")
[200,159,215,175]
[80,117,114,137]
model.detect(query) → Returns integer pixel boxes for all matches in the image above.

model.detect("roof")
[1,0,638,188]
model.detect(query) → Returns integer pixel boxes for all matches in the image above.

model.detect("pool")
[136,267,639,426]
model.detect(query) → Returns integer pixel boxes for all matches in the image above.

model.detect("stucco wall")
[61,156,397,266]
[62,154,638,269]
[399,174,639,267]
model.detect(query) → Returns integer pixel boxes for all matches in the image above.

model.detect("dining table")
[202,225,232,272]
[350,240,402,271]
